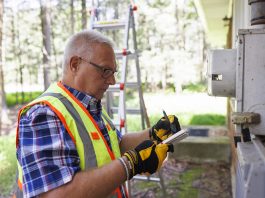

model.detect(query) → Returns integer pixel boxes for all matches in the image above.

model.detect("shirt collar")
[63,84,102,113]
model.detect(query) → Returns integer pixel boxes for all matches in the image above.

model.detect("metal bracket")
[232,112,261,125]
[234,136,242,148]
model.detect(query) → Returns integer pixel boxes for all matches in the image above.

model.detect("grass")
[5,91,42,107]
[127,113,226,131]
[0,90,226,196]
[0,135,16,197]
[182,82,207,93]
[132,166,204,197]
[189,114,226,126]
[178,167,203,198]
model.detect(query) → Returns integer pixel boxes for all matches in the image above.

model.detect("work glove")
[149,115,181,143]
[123,140,174,179]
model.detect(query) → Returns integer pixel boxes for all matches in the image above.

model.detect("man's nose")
[106,75,116,85]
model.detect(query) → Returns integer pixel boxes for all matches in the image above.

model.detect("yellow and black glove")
[123,140,174,179]
[149,115,181,143]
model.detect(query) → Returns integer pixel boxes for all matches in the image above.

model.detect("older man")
[15,30,181,198]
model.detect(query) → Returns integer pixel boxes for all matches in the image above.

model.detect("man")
[15,30,181,198]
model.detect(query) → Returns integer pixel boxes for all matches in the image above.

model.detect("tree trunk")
[0,0,6,135]
[81,0,87,29]
[40,0,51,90]
[50,13,59,80]
[11,9,19,104]
[70,0,74,34]
[13,9,25,103]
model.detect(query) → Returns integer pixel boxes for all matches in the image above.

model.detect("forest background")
[0,0,226,129]
[0,0,228,196]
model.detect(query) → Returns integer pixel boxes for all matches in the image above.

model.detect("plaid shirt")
[17,84,123,198]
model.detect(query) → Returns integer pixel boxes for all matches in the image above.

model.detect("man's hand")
[123,140,174,178]
[149,115,181,142]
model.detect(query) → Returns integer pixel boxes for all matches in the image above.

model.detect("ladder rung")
[92,20,126,30]
[111,107,141,114]
[107,84,123,92]
[133,175,160,182]
[112,120,125,128]
[107,83,139,92]
[115,50,139,59]
[126,82,139,88]
[115,49,132,56]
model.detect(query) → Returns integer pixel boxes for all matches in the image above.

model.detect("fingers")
[167,144,174,153]
[156,143,170,153]
[157,117,171,130]
[151,115,181,143]
[155,143,170,170]
[138,142,156,161]
[125,140,172,177]
[156,143,174,153]
[168,115,181,133]
[155,128,169,139]
[168,115,175,123]
[161,134,170,141]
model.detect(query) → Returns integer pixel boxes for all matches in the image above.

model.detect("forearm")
[39,158,126,198]
[120,128,150,154]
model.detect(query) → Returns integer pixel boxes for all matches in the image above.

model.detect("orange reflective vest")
[15,82,126,198]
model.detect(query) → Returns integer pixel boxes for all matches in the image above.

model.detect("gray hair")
[62,30,114,73]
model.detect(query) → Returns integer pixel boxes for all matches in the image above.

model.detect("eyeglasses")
[78,57,118,79]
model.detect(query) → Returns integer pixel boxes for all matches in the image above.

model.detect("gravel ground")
[130,159,232,198]
[1,105,232,198]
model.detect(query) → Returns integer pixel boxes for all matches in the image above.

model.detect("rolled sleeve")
[17,105,80,198]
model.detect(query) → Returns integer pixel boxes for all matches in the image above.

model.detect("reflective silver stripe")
[15,172,23,198]
[102,112,116,130]
[15,186,23,198]
[42,92,97,168]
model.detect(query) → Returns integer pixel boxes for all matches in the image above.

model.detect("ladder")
[89,1,167,197]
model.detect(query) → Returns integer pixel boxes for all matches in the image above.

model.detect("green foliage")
[178,168,202,198]
[157,81,163,89]
[0,135,16,197]
[189,114,226,126]
[127,113,225,131]
[147,0,171,8]
[6,91,42,107]
[166,82,176,92]
[182,82,207,93]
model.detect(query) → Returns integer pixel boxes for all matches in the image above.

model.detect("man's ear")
[69,56,81,72]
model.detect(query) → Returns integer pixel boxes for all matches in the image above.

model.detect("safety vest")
[15,82,126,198]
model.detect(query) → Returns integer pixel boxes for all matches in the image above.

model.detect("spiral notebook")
[162,129,189,144]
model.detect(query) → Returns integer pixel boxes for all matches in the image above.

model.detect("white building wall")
[232,0,251,48]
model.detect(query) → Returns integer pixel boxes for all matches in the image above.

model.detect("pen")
[163,110,177,134]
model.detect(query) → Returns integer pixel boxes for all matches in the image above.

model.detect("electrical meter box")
[207,49,236,97]
[207,29,265,135]
[236,29,265,135]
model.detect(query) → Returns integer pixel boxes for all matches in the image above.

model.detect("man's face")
[76,43,116,100]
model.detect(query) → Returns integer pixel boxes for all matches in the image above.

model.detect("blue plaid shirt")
[17,84,123,198]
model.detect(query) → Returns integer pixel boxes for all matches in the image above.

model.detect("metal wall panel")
[238,29,265,135]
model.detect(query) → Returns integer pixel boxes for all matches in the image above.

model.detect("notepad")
[161,129,189,144]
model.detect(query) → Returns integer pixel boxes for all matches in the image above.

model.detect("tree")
[0,0,5,135]
[70,0,74,34]
[81,0,87,29]
[40,0,52,90]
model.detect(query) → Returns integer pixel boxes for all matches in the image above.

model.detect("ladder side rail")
[90,0,101,29]
[89,8,96,29]
[123,6,132,49]
[119,6,132,135]
[129,6,167,198]
[120,6,133,196]
[106,92,114,118]
[89,3,167,197]
[130,8,150,128]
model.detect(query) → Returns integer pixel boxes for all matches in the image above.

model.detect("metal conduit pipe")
[249,0,265,26]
